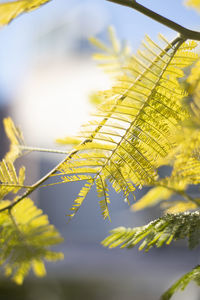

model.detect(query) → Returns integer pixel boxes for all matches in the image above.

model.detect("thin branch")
[107,0,200,41]
[19,145,69,155]
[0,140,93,213]
[2,155,68,213]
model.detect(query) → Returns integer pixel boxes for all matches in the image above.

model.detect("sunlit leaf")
[0,0,51,26]
[0,198,63,284]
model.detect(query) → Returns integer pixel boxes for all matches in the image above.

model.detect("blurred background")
[0,0,200,299]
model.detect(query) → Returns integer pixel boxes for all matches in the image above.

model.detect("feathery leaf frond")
[161,265,200,300]
[0,198,63,284]
[89,26,131,76]
[52,35,198,219]
[102,211,200,251]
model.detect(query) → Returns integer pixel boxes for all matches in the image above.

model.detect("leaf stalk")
[107,0,200,41]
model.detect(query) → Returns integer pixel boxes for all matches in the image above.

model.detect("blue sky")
[0,0,199,104]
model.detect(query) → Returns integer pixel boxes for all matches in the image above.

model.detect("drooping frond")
[0,0,51,26]
[102,211,200,250]
[52,35,198,219]
[0,198,63,284]
[4,117,25,162]
[161,265,200,300]
[89,26,131,76]
[0,159,25,200]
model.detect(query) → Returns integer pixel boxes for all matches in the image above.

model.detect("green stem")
[19,145,69,155]
[107,0,200,41]
[0,155,68,213]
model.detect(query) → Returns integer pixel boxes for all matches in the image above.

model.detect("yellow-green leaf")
[0,0,51,26]
[0,198,63,284]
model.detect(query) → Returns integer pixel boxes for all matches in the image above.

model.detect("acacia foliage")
[0,118,64,284]
[0,1,200,299]
[102,212,200,251]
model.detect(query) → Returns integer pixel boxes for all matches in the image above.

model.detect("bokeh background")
[0,0,200,299]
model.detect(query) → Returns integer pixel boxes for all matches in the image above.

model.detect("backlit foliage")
[87,26,200,299]
[89,26,131,76]
[0,118,64,283]
[102,212,200,251]
[1,0,200,299]
[103,212,200,299]
[54,36,197,220]
[0,198,63,284]
[2,29,200,297]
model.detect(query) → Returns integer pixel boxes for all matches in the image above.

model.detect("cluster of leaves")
[102,211,200,299]
[55,34,197,221]
[102,212,200,251]
[1,0,200,299]
[103,211,200,298]
[0,198,63,284]
[0,118,63,284]
[55,25,200,297]
[98,31,200,298]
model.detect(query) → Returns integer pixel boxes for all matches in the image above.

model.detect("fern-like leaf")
[161,265,200,300]
[102,211,200,250]
[89,26,131,76]
[0,198,63,284]
[52,35,198,219]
